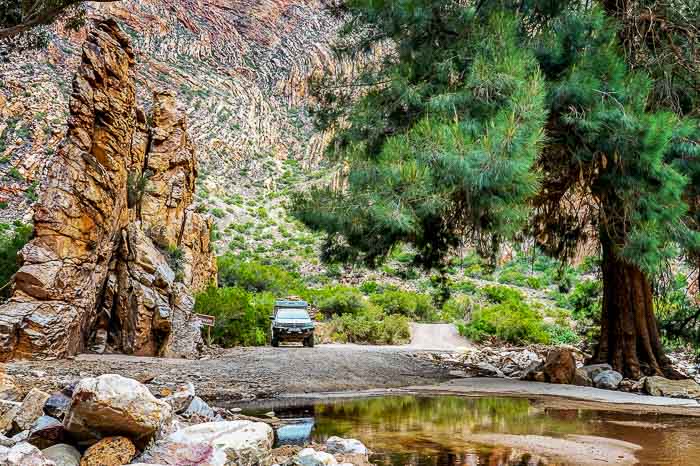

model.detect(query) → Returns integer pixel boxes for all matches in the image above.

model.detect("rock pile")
[0,20,216,361]
[0,371,372,465]
[432,345,700,398]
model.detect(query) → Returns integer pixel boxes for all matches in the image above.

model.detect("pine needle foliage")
[294,2,548,268]
[532,8,700,275]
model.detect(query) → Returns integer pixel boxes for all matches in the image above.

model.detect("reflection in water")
[243,396,700,466]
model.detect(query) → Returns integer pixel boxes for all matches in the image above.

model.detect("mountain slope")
[0,1,343,250]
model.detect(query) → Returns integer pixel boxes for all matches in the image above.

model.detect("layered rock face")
[0,1,344,223]
[0,20,215,361]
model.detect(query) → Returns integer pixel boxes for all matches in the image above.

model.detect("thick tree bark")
[593,235,681,379]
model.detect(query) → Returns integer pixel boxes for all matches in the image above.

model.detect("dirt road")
[6,344,453,403]
[5,324,469,403]
[408,323,471,350]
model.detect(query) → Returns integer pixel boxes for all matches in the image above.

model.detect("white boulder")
[140,420,273,465]
[295,448,337,466]
[63,374,172,447]
[0,442,55,465]
[326,436,368,455]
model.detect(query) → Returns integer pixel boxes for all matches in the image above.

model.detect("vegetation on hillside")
[0,222,31,299]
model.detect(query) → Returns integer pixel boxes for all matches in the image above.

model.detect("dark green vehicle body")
[270,300,315,347]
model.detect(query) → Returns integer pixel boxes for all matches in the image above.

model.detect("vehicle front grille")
[281,322,309,328]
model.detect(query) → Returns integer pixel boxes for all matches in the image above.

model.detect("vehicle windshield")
[276,309,309,320]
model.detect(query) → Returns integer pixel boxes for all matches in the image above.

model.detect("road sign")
[196,314,215,327]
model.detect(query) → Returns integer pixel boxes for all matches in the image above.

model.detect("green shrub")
[544,323,581,345]
[310,285,368,317]
[211,208,226,218]
[7,167,23,181]
[370,289,436,320]
[459,300,550,344]
[25,181,39,203]
[569,280,602,323]
[441,295,473,321]
[217,254,301,295]
[481,285,524,304]
[328,307,410,344]
[655,273,700,348]
[194,287,270,346]
[359,280,380,294]
[498,269,545,289]
[0,222,32,298]
[452,279,477,294]
[498,269,528,286]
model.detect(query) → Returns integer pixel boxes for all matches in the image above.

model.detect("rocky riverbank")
[423,344,700,401]
[0,371,372,465]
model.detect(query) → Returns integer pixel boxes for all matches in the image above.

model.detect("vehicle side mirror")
[269,316,275,321]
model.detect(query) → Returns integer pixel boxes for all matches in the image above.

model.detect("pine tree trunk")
[593,235,680,379]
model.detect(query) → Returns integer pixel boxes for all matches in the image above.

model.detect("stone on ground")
[183,396,222,421]
[28,416,64,449]
[63,374,172,447]
[0,400,21,433]
[163,382,196,414]
[42,444,81,466]
[326,436,368,455]
[573,368,593,387]
[593,370,623,390]
[644,376,700,399]
[543,348,576,384]
[296,447,338,466]
[79,436,136,466]
[0,372,20,401]
[0,442,54,465]
[580,364,613,380]
[43,393,71,421]
[14,388,50,432]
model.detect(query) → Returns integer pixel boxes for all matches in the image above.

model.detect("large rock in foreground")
[0,20,215,361]
[63,374,172,448]
[139,420,273,465]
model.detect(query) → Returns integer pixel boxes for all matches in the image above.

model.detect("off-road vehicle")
[270,300,315,347]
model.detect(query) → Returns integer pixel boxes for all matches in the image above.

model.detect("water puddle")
[241,395,700,465]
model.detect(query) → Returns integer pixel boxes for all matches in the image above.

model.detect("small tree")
[0,0,117,43]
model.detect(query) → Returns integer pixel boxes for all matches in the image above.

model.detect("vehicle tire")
[306,334,314,348]
[271,332,279,347]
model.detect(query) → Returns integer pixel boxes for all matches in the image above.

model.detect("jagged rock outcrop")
[0,20,215,361]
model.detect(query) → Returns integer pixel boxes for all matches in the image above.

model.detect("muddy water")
[242,395,700,465]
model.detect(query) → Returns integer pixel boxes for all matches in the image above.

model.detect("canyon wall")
[0,20,216,360]
[0,0,345,223]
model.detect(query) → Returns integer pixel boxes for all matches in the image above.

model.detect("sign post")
[196,313,215,345]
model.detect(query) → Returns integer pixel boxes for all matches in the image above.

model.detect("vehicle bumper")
[274,328,314,341]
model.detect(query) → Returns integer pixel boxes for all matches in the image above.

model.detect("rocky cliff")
[0,20,216,360]
[0,0,345,277]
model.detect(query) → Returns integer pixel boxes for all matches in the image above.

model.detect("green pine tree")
[295,2,547,268]
[295,0,700,378]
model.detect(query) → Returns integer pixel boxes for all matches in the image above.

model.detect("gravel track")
[6,344,453,404]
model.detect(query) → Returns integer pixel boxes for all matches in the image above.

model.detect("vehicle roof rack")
[274,300,308,308]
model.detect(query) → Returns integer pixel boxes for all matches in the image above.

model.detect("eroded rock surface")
[0,20,215,361]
